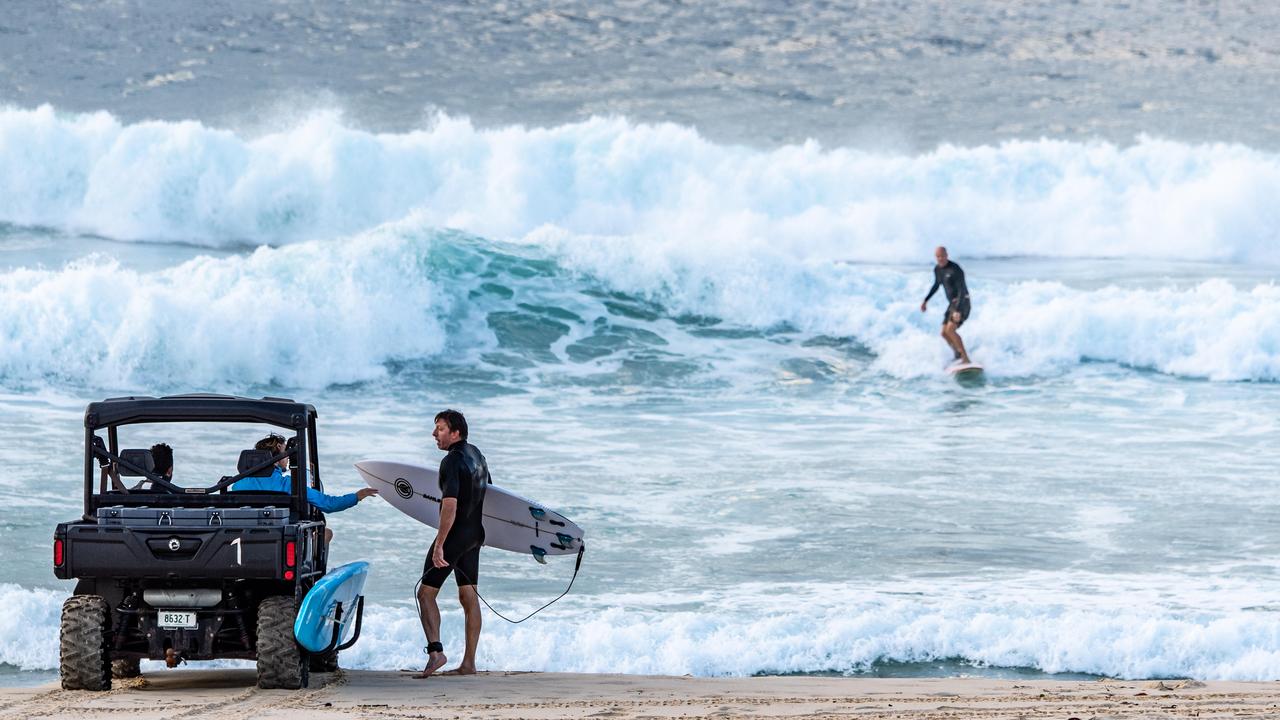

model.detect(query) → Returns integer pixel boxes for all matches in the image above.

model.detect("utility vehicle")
[53,394,350,690]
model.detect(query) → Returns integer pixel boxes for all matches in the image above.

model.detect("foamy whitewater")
[3,104,1280,685]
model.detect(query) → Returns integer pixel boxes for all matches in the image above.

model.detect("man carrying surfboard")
[415,409,490,679]
[920,246,972,365]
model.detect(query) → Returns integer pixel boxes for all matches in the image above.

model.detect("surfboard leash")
[366,467,587,624]
[413,543,586,626]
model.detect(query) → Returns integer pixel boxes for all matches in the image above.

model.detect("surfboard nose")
[352,461,375,483]
[353,460,399,490]
[353,460,397,479]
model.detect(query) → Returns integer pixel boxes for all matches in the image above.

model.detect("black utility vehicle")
[54,394,343,690]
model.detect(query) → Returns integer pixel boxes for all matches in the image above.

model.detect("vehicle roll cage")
[82,394,326,519]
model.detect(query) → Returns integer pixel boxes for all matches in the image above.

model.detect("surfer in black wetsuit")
[414,408,490,679]
[920,246,972,365]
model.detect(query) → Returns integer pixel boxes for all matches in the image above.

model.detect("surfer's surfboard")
[354,460,584,561]
[947,362,984,376]
[294,561,368,653]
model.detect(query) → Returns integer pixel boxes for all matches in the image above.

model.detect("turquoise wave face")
[3,219,1280,389]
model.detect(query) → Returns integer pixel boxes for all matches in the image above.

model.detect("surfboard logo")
[394,478,414,499]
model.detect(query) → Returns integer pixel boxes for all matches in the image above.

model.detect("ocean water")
[4,1,1280,686]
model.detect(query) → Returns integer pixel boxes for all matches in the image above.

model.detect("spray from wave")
[2,105,1279,263]
[0,221,450,387]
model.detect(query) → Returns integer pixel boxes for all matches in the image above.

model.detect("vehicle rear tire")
[111,657,141,679]
[60,595,111,691]
[255,595,307,689]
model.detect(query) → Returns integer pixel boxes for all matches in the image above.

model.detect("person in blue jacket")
[234,433,378,516]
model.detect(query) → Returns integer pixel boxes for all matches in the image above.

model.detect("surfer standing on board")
[920,246,972,365]
[415,409,490,679]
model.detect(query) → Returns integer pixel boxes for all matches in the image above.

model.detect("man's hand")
[432,541,448,569]
[356,487,379,502]
[920,301,927,312]
[950,310,961,324]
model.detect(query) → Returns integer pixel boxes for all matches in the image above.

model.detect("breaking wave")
[5,583,1280,680]
[2,105,1279,263]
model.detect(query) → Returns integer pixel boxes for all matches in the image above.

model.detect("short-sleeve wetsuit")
[924,261,971,327]
[421,440,490,588]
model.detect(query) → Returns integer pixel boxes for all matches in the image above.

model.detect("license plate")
[158,610,197,629]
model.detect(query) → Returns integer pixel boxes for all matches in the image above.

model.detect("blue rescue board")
[294,561,369,653]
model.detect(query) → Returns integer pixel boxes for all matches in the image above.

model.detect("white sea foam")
[6,583,1280,680]
[2,105,1279,263]
[0,222,448,388]
[0,585,63,671]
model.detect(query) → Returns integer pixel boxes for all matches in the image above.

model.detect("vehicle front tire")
[60,595,111,691]
[255,595,307,689]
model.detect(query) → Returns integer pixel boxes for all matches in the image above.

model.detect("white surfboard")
[947,361,984,376]
[354,460,584,562]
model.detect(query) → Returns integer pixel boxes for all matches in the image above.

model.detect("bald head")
[934,246,949,267]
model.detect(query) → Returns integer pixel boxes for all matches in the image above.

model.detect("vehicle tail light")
[54,539,64,567]
[285,541,296,568]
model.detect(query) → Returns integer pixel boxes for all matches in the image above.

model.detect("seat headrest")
[118,449,155,477]
[237,449,277,477]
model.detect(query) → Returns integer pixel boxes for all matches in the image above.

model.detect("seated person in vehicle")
[232,434,377,541]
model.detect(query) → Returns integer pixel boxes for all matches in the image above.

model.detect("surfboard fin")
[555,532,575,547]
[529,545,548,564]
[529,507,546,520]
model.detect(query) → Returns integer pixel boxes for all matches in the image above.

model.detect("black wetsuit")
[421,441,490,588]
[924,261,971,327]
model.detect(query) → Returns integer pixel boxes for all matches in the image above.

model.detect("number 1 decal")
[231,537,242,566]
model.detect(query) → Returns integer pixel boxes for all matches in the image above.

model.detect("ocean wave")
[2,105,1279,263]
[0,221,451,388]
[0,585,63,672]
[3,223,1280,387]
[5,583,1279,680]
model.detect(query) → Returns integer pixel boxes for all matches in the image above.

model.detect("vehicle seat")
[225,449,291,496]
[117,448,156,492]
[118,449,154,476]
[237,449,277,477]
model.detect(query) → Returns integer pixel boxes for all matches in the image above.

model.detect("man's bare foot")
[411,652,448,679]
[437,665,477,676]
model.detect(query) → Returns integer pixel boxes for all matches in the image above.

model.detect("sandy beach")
[1,671,1277,719]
